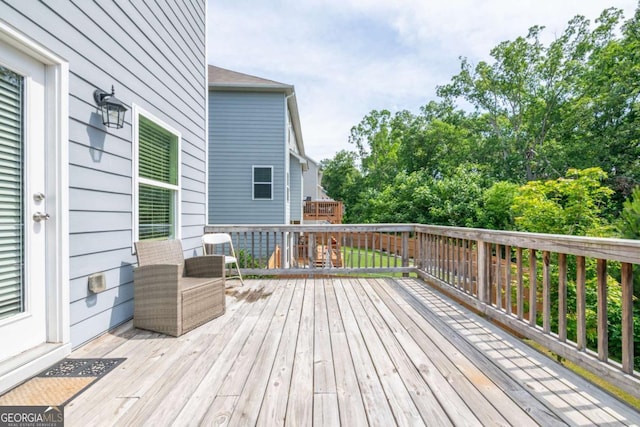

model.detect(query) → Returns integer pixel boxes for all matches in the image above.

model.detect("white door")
[0,42,48,362]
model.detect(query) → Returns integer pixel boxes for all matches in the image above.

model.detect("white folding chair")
[202,233,244,285]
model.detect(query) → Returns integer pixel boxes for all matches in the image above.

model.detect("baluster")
[558,253,567,342]
[529,249,537,327]
[576,256,586,351]
[597,259,608,361]
[505,245,512,315]
[516,248,523,320]
[621,262,634,374]
[542,251,551,334]
[496,244,502,310]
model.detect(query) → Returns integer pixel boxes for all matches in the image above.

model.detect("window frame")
[252,165,273,200]
[132,104,182,243]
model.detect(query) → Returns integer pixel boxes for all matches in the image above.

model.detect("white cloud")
[208,0,638,162]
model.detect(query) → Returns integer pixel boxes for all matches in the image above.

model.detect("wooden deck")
[65,278,639,426]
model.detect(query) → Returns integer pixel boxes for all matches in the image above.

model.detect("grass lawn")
[341,246,416,277]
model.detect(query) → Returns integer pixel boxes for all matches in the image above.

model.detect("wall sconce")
[93,85,128,129]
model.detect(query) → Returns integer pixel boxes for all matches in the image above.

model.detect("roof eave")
[208,82,295,93]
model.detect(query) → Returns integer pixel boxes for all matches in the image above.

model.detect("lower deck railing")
[203,223,640,400]
[302,200,344,224]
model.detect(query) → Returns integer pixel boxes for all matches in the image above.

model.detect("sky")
[207,0,638,163]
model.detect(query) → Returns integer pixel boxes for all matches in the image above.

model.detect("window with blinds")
[0,66,24,320]
[137,115,179,241]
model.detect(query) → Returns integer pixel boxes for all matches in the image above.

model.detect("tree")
[427,164,490,227]
[437,10,637,184]
[562,8,640,204]
[320,150,360,202]
[477,181,519,230]
[615,186,640,300]
[320,150,366,223]
[397,101,476,178]
[348,109,401,192]
[617,186,640,239]
[367,171,435,224]
[512,167,614,236]
[323,5,640,231]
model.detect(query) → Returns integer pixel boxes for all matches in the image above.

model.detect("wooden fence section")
[343,231,416,258]
[203,223,640,400]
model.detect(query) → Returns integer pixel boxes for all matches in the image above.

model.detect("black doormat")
[0,358,125,407]
[38,358,125,378]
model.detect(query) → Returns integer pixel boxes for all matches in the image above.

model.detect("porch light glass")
[93,85,128,129]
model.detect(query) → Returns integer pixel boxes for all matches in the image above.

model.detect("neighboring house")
[303,156,329,201]
[208,65,307,225]
[0,1,208,393]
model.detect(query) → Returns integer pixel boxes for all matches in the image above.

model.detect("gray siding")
[209,91,286,224]
[1,1,208,347]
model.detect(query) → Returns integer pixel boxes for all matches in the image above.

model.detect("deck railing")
[203,223,640,399]
[303,200,343,223]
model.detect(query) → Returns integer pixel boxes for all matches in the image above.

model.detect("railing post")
[477,240,490,304]
[281,231,289,269]
[308,233,316,270]
[576,256,586,351]
[402,232,409,277]
[529,249,537,327]
[558,253,567,342]
[621,262,634,373]
[542,251,551,334]
[597,259,608,362]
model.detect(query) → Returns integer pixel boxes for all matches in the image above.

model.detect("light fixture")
[93,85,128,129]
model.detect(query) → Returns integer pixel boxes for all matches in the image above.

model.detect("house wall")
[1,1,208,347]
[208,91,286,224]
[290,155,303,223]
[303,160,321,200]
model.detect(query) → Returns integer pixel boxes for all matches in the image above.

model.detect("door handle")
[33,212,50,222]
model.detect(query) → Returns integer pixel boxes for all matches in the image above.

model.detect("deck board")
[378,278,560,425]
[392,278,640,425]
[325,279,369,427]
[227,279,296,426]
[370,278,515,426]
[170,280,281,426]
[286,278,316,427]
[257,279,305,426]
[64,277,640,426]
[343,278,425,426]
[332,278,398,426]
[314,278,336,395]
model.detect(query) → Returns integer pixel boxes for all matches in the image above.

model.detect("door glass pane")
[0,65,24,320]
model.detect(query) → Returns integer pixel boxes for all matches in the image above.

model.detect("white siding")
[303,159,322,200]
